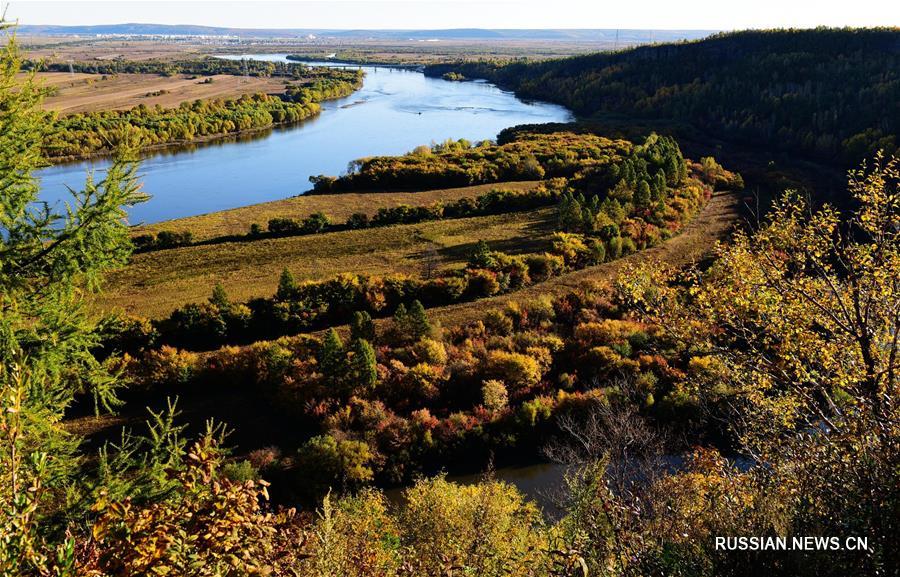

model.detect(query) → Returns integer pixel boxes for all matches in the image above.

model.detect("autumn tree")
[617,153,900,575]
[84,431,308,575]
[295,435,374,498]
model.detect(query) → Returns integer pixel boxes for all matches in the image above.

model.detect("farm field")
[22,37,215,61]
[33,71,293,114]
[21,36,601,65]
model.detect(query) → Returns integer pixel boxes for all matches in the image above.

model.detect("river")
[36,54,572,224]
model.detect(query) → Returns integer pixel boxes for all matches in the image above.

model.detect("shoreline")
[43,115,318,165]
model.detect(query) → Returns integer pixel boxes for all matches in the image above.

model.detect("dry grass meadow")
[135,181,540,241]
[100,204,556,318]
[33,72,292,114]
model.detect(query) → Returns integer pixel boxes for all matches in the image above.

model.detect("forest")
[2,23,898,577]
[41,66,362,158]
[426,28,900,164]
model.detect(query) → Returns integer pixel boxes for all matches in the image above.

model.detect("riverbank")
[43,72,363,163]
[37,58,571,224]
[46,111,318,164]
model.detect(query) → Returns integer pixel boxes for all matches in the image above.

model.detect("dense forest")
[3,23,898,577]
[426,28,900,163]
[41,66,362,158]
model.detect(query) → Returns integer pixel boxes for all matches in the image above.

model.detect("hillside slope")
[427,28,900,163]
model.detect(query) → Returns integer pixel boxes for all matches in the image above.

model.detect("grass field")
[135,181,540,241]
[299,190,741,338]
[32,72,293,114]
[100,205,556,318]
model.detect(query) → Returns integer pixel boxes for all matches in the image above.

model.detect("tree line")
[133,183,563,253]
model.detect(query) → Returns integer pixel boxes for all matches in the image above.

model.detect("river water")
[36,55,571,224]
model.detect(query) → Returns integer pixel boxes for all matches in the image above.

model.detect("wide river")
[36,55,572,224]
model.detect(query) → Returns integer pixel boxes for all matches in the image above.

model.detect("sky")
[4,0,899,31]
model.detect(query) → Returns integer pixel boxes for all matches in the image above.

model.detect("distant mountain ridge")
[15,23,715,42]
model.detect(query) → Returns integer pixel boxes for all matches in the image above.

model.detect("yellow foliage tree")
[616,153,899,574]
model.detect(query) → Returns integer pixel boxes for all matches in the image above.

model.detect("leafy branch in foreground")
[0,24,146,575]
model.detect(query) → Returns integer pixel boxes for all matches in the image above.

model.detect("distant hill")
[15,23,714,43]
[426,28,900,164]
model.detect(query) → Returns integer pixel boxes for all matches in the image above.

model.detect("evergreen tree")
[407,300,432,340]
[665,155,681,185]
[318,328,346,381]
[276,267,297,300]
[347,338,378,394]
[393,300,432,341]
[209,282,230,309]
[600,197,625,224]
[581,206,597,233]
[393,303,408,328]
[557,192,583,232]
[634,180,652,207]
[652,170,667,202]
[350,310,376,342]
[0,27,145,573]
[469,239,497,269]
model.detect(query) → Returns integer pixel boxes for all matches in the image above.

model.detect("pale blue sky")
[5,0,898,30]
